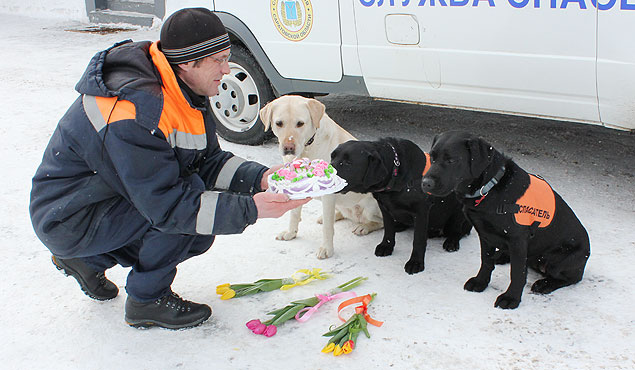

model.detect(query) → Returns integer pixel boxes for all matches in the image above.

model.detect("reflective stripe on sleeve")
[196,191,220,234]
[164,129,207,150]
[83,94,107,132]
[215,156,246,190]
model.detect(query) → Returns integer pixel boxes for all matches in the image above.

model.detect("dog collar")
[466,165,506,201]
[383,143,400,190]
[305,131,316,147]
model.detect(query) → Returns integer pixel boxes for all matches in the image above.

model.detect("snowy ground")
[0,13,633,370]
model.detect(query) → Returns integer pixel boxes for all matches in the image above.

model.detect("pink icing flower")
[312,168,325,177]
[263,325,277,337]
[315,161,328,170]
[284,171,297,180]
[292,159,304,168]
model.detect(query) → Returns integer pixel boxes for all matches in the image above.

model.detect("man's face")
[177,50,231,97]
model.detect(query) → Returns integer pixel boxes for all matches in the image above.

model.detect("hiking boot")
[125,291,212,330]
[52,255,119,301]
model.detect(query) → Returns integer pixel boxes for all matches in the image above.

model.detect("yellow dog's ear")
[259,100,274,131]
[306,98,325,129]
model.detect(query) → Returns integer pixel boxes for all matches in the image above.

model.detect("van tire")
[211,45,275,145]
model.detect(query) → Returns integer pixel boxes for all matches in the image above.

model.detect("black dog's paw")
[464,277,488,292]
[404,259,424,274]
[494,293,521,309]
[531,278,559,294]
[375,243,394,257]
[442,239,460,252]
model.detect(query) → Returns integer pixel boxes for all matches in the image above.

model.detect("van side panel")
[352,1,599,124]
[597,6,635,130]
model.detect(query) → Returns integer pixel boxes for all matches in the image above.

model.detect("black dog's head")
[421,131,495,197]
[331,140,390,194]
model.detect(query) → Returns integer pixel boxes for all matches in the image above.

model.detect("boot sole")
[125,313,211,330]
[52,256,117,301]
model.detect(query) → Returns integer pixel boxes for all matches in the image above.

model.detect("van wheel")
[211,45,274,145]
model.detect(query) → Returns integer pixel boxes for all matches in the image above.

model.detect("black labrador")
[421,131,590,309]
[331,137,471,274]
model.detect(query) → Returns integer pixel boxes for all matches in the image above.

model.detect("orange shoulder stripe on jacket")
[94,96,136,124]
[149,41,206,141]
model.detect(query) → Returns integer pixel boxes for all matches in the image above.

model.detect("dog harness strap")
[496,203,521,215]
[385,143,400,190]
[422,152,431,176]
[466,165,506,199]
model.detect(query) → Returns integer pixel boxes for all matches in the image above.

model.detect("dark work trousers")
[56,197,214,303]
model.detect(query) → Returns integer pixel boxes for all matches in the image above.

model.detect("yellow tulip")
[321,343,335,353]
[333,345,344,356]
[220,289,236,300]
[342,341,354,354]
[216,286,230,294]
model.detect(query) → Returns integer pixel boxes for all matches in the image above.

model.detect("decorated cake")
[267,158,347,199]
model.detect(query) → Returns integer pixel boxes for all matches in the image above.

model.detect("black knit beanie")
[160,8,230,64]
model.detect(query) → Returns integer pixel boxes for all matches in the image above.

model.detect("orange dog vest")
[514,175,555,228]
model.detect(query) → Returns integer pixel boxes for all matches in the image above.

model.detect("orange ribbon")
[337,294,383,327]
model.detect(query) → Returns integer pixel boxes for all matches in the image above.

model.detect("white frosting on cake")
[268,158,345,198]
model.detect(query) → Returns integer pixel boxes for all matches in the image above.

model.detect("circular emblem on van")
[270,0,313,42]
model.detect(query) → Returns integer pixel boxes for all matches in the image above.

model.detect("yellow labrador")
[260,95,383,259]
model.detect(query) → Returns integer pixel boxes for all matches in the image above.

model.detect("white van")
[168,1,635,144]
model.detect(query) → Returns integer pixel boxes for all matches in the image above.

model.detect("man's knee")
[188,235,215,258]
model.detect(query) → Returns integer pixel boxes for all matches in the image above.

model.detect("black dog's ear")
[466,137,493,177]
[431,134,440,149]
[362,149,389,188]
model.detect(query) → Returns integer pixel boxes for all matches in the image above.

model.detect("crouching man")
[29,8,307,330]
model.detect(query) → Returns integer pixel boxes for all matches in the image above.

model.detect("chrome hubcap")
[211,62,260,132]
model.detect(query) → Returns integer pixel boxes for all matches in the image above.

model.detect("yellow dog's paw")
[316,246,334,259]
[276,230,298,241]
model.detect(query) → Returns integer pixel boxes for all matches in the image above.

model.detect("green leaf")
[358,315,371,338]
[322,315,358,336]
[327,326,349,344]
[266,305,293,316]
[335,276,368,292]
[271,304,306,326]
[290,297,319,306]
[258,280,284,292]
[233,286,264,297]
[229,283,255,290]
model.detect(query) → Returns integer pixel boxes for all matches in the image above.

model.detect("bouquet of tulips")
[246,276,367,338]
[321,294,383,356]
[216,268,330,300]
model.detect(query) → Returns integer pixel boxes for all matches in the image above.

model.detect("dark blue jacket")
[30,40,266,254]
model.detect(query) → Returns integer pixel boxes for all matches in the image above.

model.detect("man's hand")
[260,164,284,191]
[254,192,310,219]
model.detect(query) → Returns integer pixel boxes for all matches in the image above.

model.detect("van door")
[214,0,343,82]
[597,3,635,130]
[352,0,599,124]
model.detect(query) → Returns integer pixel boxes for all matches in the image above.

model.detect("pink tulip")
[252,323,267,334]
[246,319,261,330]
[263,325,277,337]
